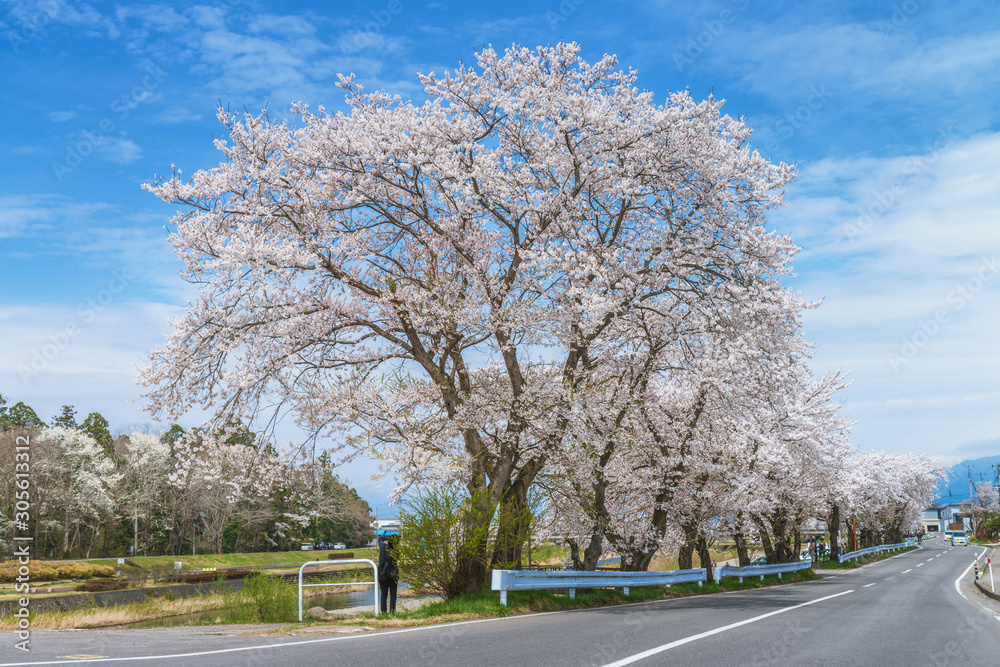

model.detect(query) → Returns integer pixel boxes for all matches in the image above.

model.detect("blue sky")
[2,0,999,512]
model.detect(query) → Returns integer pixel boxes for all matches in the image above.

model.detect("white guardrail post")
[297,559,379,621]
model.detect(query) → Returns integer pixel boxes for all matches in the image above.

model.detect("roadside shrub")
[75,578,128,592]
[221,573,296,623]
[395,487,495,599]
[0,561,115,583]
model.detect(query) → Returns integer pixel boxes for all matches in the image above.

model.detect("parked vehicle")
[301,542,314,550]
[333,542,347,550]
[750,556,768,565]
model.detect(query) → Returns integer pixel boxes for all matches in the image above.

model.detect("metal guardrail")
[838,542,908,563]
[713,559,812,583]
[491,568,707,606]
[297,559,379,621]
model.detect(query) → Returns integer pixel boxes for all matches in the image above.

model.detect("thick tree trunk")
[756,517,775,562]
[567,533,604,571]
[620,548,657,572]
[696,536,713,581]
[733,530,751,567]
[677,542,694,571]
[828,504,841,562]
[490,459,542,569]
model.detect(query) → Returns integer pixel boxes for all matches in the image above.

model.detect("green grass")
[219,573,298,623]
[84,548,377,571]
[325,569,818,629]
[526,542,568,564]
[817,546,917,569]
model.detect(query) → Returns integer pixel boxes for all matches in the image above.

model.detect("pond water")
[123,588,381,628]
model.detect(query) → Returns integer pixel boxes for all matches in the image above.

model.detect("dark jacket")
[377,535,399,583]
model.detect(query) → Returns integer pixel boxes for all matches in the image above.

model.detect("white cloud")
[0,194,112,239]
[774,131,1000,459]
[0,299,185,432]
[97,136,142,164]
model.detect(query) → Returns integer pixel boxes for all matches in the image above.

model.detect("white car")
[952,532,968,546]
[333,542,347,550]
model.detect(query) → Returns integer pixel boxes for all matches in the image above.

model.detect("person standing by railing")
[378,533,399,613]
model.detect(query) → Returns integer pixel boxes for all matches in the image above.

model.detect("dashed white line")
[917,563,923,567]
[863,583,876,588]
[903,569,913,573]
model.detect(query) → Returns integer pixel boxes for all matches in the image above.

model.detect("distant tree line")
[0,393,374,559]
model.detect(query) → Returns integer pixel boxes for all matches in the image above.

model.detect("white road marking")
[863,583,876,588]
[954,547,989,597]
[917,563,924,567]
[600,590,855,667]
[903,569,912,573]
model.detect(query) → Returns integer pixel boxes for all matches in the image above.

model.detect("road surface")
[3,538,998,666]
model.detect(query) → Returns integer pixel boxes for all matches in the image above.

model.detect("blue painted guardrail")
[713,559,812,583]
[838,542,908,564]
[491,567,706,606]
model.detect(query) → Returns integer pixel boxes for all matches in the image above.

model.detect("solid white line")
[863,583,876,588]
[0,581,826,667]
[600,590,854,667]
[903,569,912,573]
[954,547,989,597]
[0,604,648,666]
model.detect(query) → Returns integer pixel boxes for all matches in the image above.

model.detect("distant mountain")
[934,455,1000,505]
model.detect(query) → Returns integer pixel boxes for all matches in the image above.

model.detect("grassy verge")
[306,569,818,631]
[6,566,819,632]
[0,569,376,631]
[816,546,918,570]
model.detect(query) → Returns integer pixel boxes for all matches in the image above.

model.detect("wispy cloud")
[96,135,142,163]
[47,110,78,122]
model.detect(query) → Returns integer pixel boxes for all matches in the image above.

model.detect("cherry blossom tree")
[34,427,121,558]
[116,432,172,556]
[141,42,796,589]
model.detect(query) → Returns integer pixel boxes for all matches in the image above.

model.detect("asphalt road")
[3,538,998,666]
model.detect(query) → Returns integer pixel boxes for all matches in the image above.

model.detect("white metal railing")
[297,559,379,621]
[714,559,812,583]
[838,542,908,564]
[491,568,706,606]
